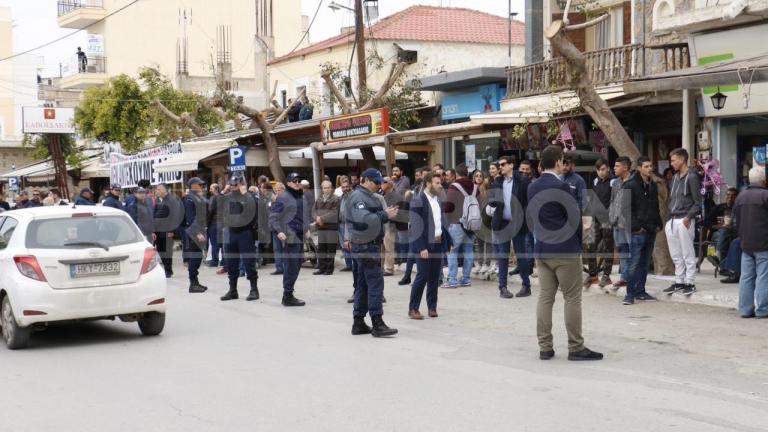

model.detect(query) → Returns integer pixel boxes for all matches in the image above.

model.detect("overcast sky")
[1,0,523,76]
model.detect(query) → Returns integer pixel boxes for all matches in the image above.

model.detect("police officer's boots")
[220,282,239,301]
[246,277,260,301]
[281,292,306,307]
[189,278,208,293]
[371,315,398,337]
[351,316,372,335]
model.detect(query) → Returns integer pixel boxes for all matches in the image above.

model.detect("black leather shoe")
[246,289,260,301]
[351,317,372,335]
[721,274,740,284]
[340,267,353,272]
[371,315,397,337]
[313,270,325,275]
[568,348,604,361]
[270,271,283,275]
[539,350,555,360]
[499,287,514,299]
[398,276,412,286]
[282,293,306,307]
[346,296,355,304]
[516,285,531,297]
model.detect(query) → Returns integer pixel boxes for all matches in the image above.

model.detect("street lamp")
[711,87,727,110]
[364,0,379,21]
[328,1,354,12]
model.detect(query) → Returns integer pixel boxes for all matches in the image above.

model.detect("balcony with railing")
[505,44,692,99]
[57,0,106,29]
[59,56,107,89]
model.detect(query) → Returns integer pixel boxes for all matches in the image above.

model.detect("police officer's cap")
[110,183,122,190]
[187,177,205,187]
[361,168,384,185]
[135,187,147,193]
[228,175,245,185]
[286,172,302,183]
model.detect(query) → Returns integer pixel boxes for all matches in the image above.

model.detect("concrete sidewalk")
[386,259,740,310]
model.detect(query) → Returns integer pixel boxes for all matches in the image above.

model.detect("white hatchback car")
[0,206,167,349]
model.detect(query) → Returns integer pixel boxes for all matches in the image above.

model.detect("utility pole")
[354,0,368,106]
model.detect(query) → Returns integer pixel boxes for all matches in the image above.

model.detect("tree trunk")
[360,147,377,170]
[653,176,675,275]
[546,19,676,274]
[262,132,286,183]
[546,20,640,164]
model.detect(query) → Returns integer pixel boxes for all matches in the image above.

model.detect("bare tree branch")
[360,62,408,111]
[563,0,573,25]
[270,80,279,102]
[272,88,307,126]
[151,98,207,137]
[321,73,353,114]
[271,100,281,110]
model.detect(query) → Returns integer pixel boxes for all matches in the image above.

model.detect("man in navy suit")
[528,145,603,362]
[408,173,447,320]
[487,156,532,299]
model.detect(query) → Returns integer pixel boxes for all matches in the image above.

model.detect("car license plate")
[70,261,121,278]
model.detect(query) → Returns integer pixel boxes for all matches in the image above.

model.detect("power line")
[285,0,324,56]
[0,0,142,63]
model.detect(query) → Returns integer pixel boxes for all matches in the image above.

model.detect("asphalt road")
[2,262,767,432]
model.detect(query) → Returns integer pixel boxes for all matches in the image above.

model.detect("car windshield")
[26,215,144,249]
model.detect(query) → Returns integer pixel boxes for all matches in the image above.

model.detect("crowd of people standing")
[5,142,767,353]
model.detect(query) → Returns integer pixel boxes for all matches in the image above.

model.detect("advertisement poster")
[320,108,390,144]
[465,144,476,171]
[22,107,76,134]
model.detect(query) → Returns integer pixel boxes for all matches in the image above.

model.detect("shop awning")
[472,85,625,124]
[245,148,312,168]
[287,145,407,160]
[623,53,768,94]
[80,157,111,179]
[0,160,56,180]
[153,138,235,173]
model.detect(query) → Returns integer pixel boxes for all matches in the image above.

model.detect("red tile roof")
[270,5,524,64]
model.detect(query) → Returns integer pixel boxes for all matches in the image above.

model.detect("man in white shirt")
[408,173,447,320]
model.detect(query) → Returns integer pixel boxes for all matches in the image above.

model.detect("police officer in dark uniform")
[219,175,261,301]
[103,183,124,210]
[269,173,308,307]
[184,177,209,293]
[346,168,399,337]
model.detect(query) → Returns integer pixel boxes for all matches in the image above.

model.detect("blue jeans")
[614,228,630,281]
[626,232,656,299]
[272,231,284,273]
[496,232,533,289]
[396,231,409,262]
[721,238,742,274]
[208,224,221,266]
[447,224,474,285]
[739,250,768,317]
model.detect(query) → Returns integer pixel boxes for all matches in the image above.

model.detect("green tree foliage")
[75,68,223,154]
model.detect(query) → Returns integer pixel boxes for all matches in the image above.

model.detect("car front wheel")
[1,296,31,350]
[138,312,165,336]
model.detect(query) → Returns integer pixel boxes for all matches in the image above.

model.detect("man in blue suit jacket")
[408,173,448,320]
[528,145,603,362]
[487,155,532,299]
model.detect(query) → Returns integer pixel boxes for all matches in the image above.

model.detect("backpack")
[453,183,482,232]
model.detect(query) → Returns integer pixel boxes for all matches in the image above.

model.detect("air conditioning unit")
[697,130,711,150]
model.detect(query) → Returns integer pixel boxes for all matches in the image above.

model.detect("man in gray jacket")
[608,157,633,289]
[663,148,702,296]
